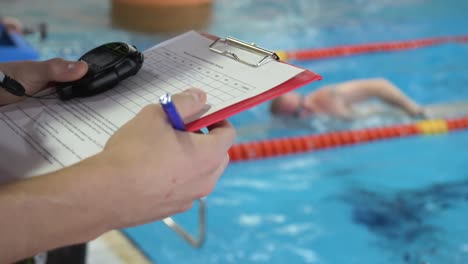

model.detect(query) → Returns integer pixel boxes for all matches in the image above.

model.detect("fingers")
[169,88,207,121]
[41,58,88,82]
[200,154,230,197]
[186,154,230,199]
[157,89,235,160]
[204,120,236,152]
[186,120,235,170]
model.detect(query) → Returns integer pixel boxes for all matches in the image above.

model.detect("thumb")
[170,88,207,121]
[41,58,88,82]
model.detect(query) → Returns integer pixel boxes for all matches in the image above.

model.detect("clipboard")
[0,31,321,179]
[185,34,322,131]
[160,34,321,247]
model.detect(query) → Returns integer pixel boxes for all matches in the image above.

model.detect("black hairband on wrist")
[0,70,26,96]
[0,70,57,99]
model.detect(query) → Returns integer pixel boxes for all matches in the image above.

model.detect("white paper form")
[0,31,304,180]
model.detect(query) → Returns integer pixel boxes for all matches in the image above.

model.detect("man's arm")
[0,59,236,262]
[0,87,236,263]
[0,154,114,263]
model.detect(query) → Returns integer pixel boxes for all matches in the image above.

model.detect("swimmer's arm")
[336,78,423,116]
[0,155,114,263]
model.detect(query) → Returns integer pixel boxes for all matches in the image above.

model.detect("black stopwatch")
[56,42,144,100]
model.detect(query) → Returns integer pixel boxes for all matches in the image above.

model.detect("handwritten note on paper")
[0,31,304,180]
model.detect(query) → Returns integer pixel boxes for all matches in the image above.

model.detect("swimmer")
[236,79,467,138]
[270,78,424,119]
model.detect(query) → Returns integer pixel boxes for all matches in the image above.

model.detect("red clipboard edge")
[186,69,322,131]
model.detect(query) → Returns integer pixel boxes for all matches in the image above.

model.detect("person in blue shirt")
[0,16,23,33]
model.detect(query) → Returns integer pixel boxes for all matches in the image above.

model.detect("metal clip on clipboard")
[162,198,206,248]
[209,36,280,67]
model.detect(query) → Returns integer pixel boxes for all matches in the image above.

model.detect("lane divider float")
[229,35,468,161]
[276,35,468,61]
[228,116,468,161]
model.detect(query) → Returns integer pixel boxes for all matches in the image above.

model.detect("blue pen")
[159,93,186,131]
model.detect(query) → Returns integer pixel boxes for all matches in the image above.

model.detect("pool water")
[128,130,468,264]
[3,0,468,263]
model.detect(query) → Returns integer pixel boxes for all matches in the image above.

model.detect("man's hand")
[100,88,236,227]
[0,59,88,105]
[0,88,236,263]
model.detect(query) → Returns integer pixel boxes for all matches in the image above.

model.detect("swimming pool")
[3,0,468,263]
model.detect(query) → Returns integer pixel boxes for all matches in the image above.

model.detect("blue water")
[127,131,468,264]
[3,0,468,263]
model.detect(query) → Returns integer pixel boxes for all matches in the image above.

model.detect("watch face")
[82,51,119,67]
[105,42,130,55]
[81,43,129,68]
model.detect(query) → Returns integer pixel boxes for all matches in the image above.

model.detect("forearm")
[0,154,115,263]
[370,79,409,103]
